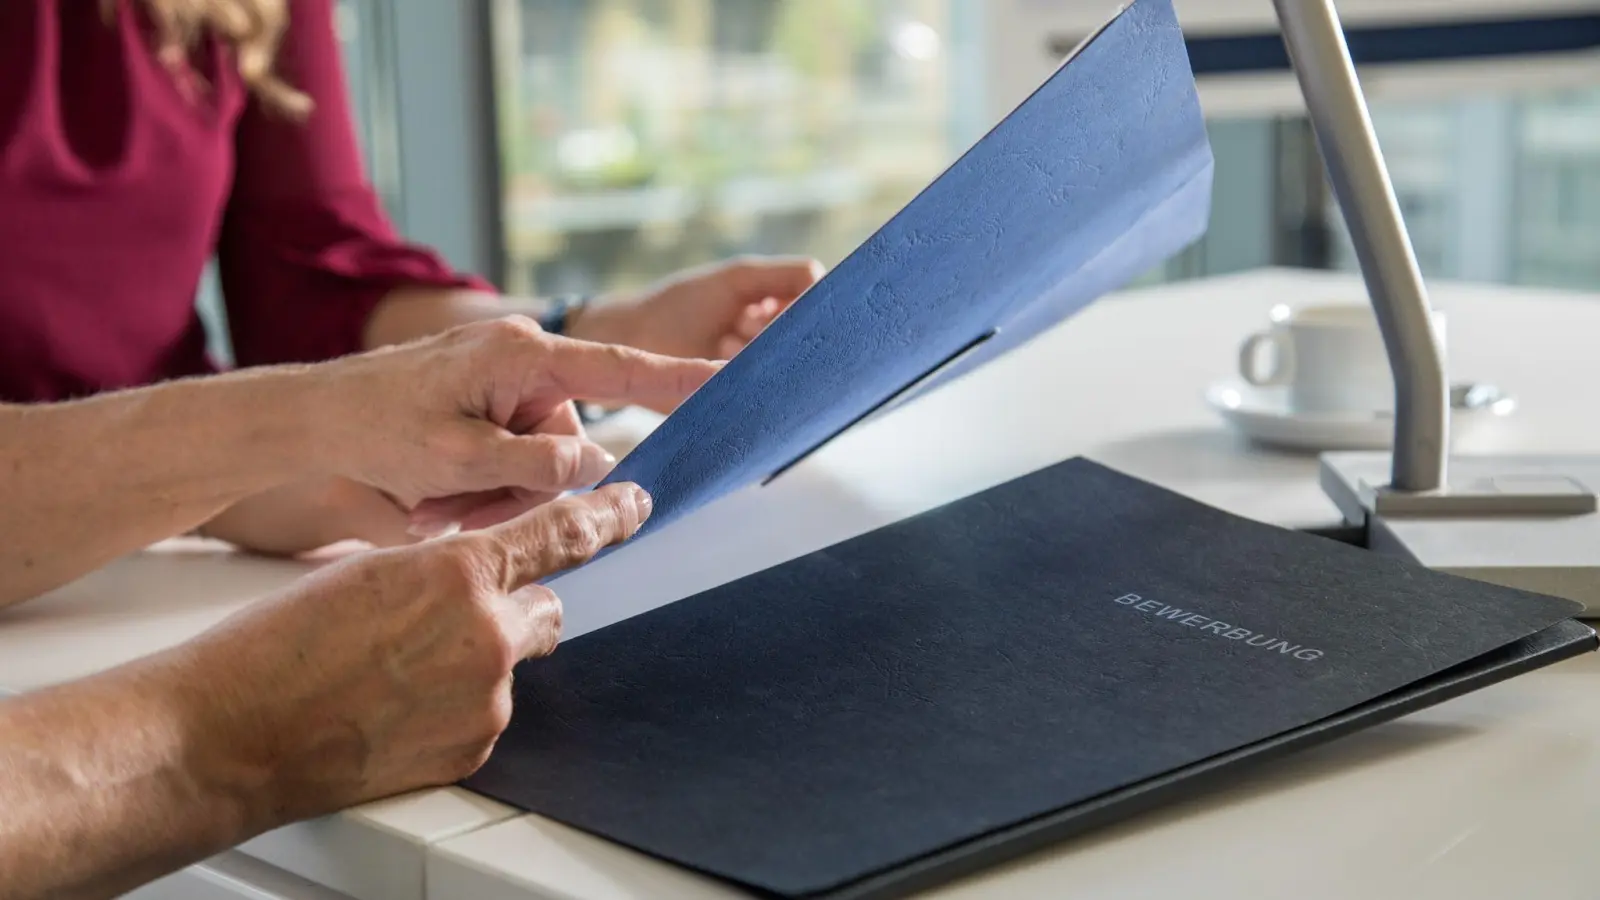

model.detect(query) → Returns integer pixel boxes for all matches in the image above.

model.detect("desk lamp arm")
[1284,0,1599,520]
[1271,0,1449,493]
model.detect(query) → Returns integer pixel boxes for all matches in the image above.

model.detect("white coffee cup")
[1237,302,1447,415]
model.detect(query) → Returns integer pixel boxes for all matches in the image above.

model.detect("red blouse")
[0,0,486,402]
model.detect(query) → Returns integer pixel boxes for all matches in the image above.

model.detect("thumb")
[478,483,653,591]
[337,487,421,549]
[407,487,561,537]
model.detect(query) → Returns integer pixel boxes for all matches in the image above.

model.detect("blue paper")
[599,0,1213,541]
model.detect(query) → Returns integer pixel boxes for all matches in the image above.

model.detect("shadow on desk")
[1193,719,1480,796]
[937,719,1481,895]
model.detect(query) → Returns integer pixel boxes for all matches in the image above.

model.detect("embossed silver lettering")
[1112,593,1323,661]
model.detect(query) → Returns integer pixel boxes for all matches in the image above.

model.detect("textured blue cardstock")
[598,0,1214,541]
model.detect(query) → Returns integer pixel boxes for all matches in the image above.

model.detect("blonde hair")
[113,0,311,115]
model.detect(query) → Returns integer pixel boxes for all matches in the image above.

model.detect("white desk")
[5,268,1599,899]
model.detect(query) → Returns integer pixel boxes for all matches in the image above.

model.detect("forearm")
[363,286,606,349]
[363,287,534,349]
[0,653,260,900]
[0,368,323,606]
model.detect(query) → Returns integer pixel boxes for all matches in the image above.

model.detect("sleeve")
[215,0,493,367]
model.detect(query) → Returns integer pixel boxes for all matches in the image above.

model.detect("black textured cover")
[465,458,1593,898]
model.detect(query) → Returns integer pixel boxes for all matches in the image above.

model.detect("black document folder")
[465,459,1597,899]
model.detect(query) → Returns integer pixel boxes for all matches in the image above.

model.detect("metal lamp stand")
[1276,0,1600,612]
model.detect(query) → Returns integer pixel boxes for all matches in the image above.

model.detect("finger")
[710,301,782,362]
[509,398,584,437]
[483,483,653,591]
[479,429,617,494]
[735,299,781,339]
[340,487,420,548]
[456,491,558,532]
[728,256,826,302]
[715,334,746,362]
[540,335,723,408]
[532,401,585,437]
[409,490,501,535]
[490,583,564,660]
[411,488,559,535]
[412,404,588,532]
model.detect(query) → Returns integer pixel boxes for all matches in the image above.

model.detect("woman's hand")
[566,256,824,372]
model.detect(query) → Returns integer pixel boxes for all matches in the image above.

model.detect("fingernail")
[631,485,654,519]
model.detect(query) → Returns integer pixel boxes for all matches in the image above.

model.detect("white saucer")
[1205,378,1517,452]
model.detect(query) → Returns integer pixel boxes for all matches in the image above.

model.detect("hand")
[313,316,719,533]
[201,317,685,556]
[195,477,415,557]
[200,399,597,556]
[168,483,651,824]
[566,256,824,373]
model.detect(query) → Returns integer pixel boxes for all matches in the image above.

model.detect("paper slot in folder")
[760,328,999,485]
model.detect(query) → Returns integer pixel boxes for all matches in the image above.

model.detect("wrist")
[290,360,375,484]
[0,653,270,894]
[101,366,324,501]
[560,296,633,347]
[539,294,592,337]
[148,662,270,840]
[143,639,298,836]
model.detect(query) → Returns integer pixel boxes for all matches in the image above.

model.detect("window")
[482,4,1600,302]
[1514,88,1600,289]
[489,0,983,298]
[1307,86,1600,292]
[336,0,405,215]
